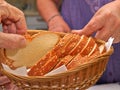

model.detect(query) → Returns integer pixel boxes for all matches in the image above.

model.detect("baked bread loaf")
[54,36,100,70]
[0,30,106,76]
[28,34,105,76]
[27,34,75,76]
[69,35,88,55]
[0,31,60,69]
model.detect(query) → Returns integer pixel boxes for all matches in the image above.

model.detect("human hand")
[0,0,27,34]
[48,15,71,33]
[72,0,120,43]
[0,0,27,49]
[0,74,18,90]
[0,32,26,49]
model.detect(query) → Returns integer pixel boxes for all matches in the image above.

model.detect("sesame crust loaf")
[0,30,105,76]
[69,35,88,55]
[1,31,60,69]
[28,34,102,76]
[28,34,75,76]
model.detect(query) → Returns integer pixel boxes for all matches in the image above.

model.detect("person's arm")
[0,0,27,49]
[0,0,27,89]
[72,0,120,43]
[37,0,70,32]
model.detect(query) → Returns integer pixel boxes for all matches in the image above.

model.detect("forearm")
[36,0,61,23]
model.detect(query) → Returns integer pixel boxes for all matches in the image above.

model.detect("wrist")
[47,14,61,23]
[48,14,68,31]
[48,14,63,28]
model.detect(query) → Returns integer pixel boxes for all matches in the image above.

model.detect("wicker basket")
[0,30,114,90]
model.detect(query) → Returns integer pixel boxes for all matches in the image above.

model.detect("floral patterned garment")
[61,0,120,84]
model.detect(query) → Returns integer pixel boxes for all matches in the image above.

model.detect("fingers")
[1,3,27,35]
[112,33,120,43]
[15,16,27,34]
[2,17,27,35]
[0,75,18,90]
[0,76,10,85]
[95,20,114,42]
[72,14,120,43]
[3,23,16,34]
[72,15,105,36]
[95,14,120,43]
[2,25,8,33]
[0,32,26,49]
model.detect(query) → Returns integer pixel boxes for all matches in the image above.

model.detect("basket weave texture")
[0,30,113,90]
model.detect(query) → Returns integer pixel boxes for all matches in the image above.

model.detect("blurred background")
[0,0,48,30]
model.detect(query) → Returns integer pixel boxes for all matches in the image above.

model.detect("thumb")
[0,32,26,49]
[72,15,105,36]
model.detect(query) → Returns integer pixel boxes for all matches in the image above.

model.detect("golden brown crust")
[69,35,88,55]
[67,51,100,70]
[24,33,32,41]
[0,30,104,76]
[66,53,83,70]
[65,36,99,70]
[30,34,73,68]
[27,30,66,38]
[88,43,99,56]
[28,34,82,76]
[0,48,15,69]
[54,55,73,69]
[27,34,102,76]
[28,55,58,76]
[80,37,97,56]
[27,34,74,76]
[60,34,80,57]
[2,31,61,69]
[0,48,5,63]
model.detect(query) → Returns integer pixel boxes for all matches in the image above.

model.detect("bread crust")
[67,51,100,70]
[60,34,80,57]
[54,55,73,69]
[28,34,74,76]
[1,31,60,69]
[0,48,15,69]
[28,34,102,76]
[28,55,58,76]
[0,30,104,76]
[80,37,97,56]
[69,35,88,55]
